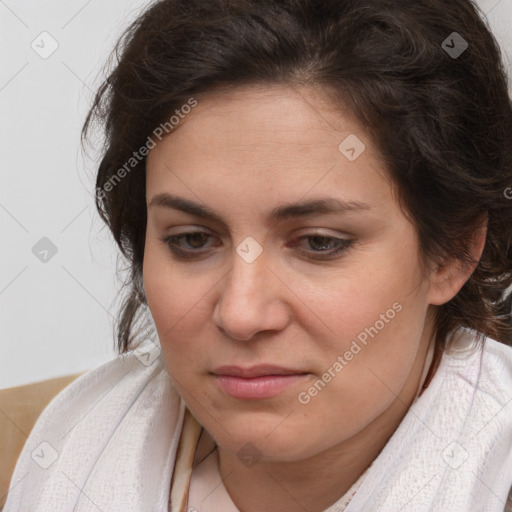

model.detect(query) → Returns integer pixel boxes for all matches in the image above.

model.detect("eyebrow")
[148,193,372,223]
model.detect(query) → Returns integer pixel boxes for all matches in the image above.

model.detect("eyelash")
[160,231,354,261]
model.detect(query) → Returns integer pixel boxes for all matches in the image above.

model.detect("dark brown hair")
[82,0,512,364]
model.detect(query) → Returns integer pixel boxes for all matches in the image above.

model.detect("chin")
[209,413,332,463]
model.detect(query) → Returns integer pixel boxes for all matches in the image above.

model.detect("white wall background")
[1,0,511,389]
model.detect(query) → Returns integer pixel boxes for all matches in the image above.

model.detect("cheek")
[288,303,427,459]
[142,238,212,374]
[296,245,426,356]
[291,252,429,421]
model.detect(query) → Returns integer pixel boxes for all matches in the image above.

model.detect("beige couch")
[0,373,83,510]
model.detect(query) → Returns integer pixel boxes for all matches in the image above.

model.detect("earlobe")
[427,217,488,306]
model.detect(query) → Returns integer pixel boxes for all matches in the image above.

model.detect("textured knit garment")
[3,328,512,512]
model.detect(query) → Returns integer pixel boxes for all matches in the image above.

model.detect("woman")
[4,0,512,511]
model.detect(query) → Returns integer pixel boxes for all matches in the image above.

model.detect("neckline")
[188,447,371,512]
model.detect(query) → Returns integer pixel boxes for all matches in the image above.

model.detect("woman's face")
[143,84,437,461]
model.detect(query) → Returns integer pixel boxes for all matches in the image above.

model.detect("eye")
[161,230,217,258]
[287,234,354,260]
[160,231,354,261]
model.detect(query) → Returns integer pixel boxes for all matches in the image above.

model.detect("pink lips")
[212,365,309,399]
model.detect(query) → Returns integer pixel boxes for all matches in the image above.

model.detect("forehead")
[150,84,365,154]
[145,84,393,215]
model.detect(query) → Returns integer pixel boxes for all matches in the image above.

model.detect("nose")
[212,246,292,341]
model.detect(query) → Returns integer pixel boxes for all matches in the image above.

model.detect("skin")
[143,84,486,512]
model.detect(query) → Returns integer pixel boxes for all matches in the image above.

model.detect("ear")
[427,215,488,306]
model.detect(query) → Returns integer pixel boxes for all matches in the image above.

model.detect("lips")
[212,364,307,378]
[211,365,309,399]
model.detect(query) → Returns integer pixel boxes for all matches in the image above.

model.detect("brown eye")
[161,231,354,262]
[308,236,337,251]
[287,234,354,260]
[185,232,210,249]
[161,230,219,258]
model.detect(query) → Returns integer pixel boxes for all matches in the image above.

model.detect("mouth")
[211,365,310,399]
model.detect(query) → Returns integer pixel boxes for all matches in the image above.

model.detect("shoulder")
[481,334,512,371]
[440,329,512,457]
[437,329,512,440]
[31,339,176,434]
[443,328,512,393]
[476,332,512,395]
[3,340,184,511]
[479,334,512,409]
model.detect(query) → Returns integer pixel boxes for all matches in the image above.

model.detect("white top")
[4,328,512,512]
